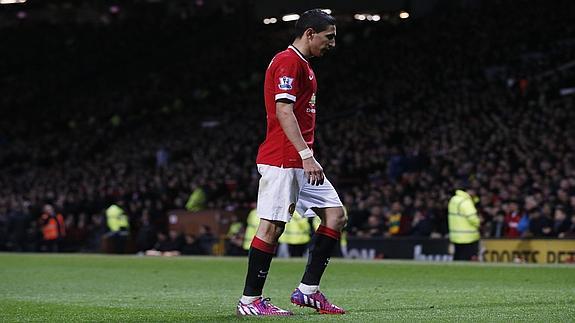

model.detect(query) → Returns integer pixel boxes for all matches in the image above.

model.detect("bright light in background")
[282,14,299,22]
[399,11,410,19]
[0,0,26,4]
[320,9,332,15]
[355,14,381,22]
[263,17,277,25]
[109,5,120,14]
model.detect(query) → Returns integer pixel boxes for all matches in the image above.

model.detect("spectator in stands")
[145,230,182,256]
[552,206,571,237]
[528,210,553,237]
[504,200,522,238]
[197,225,216,255]
[180,234,202,255]
[409,209,432,237]
[562,214,575,238]
[385,202,403,237]
[64,213,89,252]
[86,214,107,252]
[136,210,157,254]
[488,211,507,238]
[356,207,385,238]
[5,203,31,251]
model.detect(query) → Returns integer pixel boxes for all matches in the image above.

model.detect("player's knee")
[334,211,347,231]
[273,224,286,237]
[257,219,286,242]
[325,208,346,231]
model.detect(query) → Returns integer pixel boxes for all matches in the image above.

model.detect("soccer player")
[236,9,346,316]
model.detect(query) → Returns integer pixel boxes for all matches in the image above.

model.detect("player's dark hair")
[294,9,336,38]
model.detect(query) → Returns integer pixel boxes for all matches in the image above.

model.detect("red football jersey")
[256,45,318,168]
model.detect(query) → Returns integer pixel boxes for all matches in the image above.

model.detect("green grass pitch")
[1,253,574,322]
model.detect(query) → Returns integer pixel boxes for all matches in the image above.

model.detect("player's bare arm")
[276,101,324,186]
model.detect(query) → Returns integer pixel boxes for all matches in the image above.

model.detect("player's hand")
[303,157,324,186]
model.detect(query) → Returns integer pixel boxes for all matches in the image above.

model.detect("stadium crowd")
[1,0,575,253]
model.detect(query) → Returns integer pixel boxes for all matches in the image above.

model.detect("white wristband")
[298,148,313,160]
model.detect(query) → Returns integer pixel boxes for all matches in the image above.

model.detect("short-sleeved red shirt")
[256,45,317,168]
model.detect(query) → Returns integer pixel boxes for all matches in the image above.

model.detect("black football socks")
[242,236,277,297]
[301,225,341,286]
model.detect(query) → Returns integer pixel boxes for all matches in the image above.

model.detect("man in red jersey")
[236,9,346,316]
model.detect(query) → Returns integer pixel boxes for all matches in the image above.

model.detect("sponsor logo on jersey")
[307,93,317,113]
[278,76,294,90]
[309,93,315,110]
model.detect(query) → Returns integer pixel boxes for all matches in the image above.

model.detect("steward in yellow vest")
[448,189,480,260]
[243,209,260,251]
[106,204,129,232]
[105,204,130,253]
[279,211,312,257]
[185,187,206,212]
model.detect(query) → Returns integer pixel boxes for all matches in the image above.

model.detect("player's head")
[294,9,336,57]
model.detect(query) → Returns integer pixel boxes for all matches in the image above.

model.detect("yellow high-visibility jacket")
[243,209,260,250]
[106,204,129,232]
[448,190,480,244]
[279,212,311,245]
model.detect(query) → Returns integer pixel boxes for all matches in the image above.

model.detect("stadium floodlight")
[399,11,410,19]
[0,0,26,4]
[282,14,300,22]
[320,9,332,15]
[263,17,278,24]
[372,14,381,22]
[354,14,366,21]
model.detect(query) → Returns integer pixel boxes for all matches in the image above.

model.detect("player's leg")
[237,220,294,316]
[300,206,346,289]
[241,219,284,301]
[237,165,296,316]
[290,178,346,314]
[301,207,346,284]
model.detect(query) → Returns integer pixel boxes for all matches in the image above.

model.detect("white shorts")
[256,164,343,223]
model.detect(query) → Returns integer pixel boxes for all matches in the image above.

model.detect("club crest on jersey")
[278,76,294,90]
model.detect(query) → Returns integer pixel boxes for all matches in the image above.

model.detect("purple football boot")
[290,288,346,314]
[236,297,293,316]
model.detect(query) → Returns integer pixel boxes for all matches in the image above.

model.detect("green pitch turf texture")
[1,254,574,322]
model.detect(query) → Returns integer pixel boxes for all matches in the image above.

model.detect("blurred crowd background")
[1,0,575,254]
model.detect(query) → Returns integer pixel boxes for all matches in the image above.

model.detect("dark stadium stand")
[1,0,574,254]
